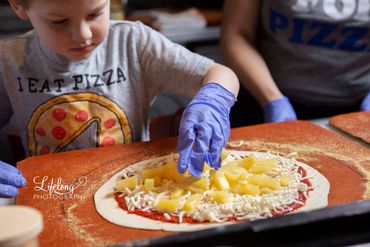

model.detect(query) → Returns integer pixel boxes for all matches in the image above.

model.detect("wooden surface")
[16,121,370,246]
[330,111,370,144]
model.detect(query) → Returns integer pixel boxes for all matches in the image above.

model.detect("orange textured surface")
[329,111,370,144]
[16,121,370,246]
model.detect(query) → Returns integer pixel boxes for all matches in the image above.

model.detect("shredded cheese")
[116,152,311,223]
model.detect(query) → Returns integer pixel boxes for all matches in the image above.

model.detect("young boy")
[0,0,239,198]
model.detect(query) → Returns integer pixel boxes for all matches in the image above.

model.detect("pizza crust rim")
[94,150,330,232]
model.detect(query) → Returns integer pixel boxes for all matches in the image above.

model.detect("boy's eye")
[88,11,102,18]
[51,19,67,25]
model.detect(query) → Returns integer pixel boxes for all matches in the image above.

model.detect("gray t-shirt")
[259,0,370,106]
[0,21,212,156]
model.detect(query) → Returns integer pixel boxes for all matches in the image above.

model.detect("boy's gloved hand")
[0,161,26,198]
[263,96,297,123]
[177,83,235,177]
[360,91,370,111]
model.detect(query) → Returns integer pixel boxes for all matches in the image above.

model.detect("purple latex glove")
[0,161,26,198]
[360,91,370,111]
[176,83,235,177]
[263,96,297,123]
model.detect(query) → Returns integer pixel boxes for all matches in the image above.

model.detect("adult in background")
[221,0,370,127]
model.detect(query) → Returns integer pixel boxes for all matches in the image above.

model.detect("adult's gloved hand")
[0,161,26,198]
[263,96,297,123]
[177,83,235,177]
[360,91,370,111]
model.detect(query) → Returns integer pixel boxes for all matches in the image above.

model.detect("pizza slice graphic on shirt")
[27,93,132,156]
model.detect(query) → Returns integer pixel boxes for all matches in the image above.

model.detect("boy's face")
[16,0,110,61]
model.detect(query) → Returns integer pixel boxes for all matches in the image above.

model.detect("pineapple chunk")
[153,176,162,186]
[211,170,230,191]
[260,187,271,195]
[220,149,230,161]
[209,184,219,191]
[144,178,154,191]
[230,179,246,194]
[231,180,260,196]
[188,177,210,194]
[247,174,267,185]
[221,164,247,186]
[243,184,260,196]
[162,161,187,184]
[237,155,257,170]
[203,162,212,172]
[265,178,281,190]
[193,178,210,190]
[156,199,180,212]
[261,177,281,190]
[238,172,249,181]
[116,176,138,191]
[248,163,270,174]
[248,174,280,190]
[183,194,202,212]
[188,186,205,194]
[208,191,230,204]
[171,172,187,184]
[249,158,278,174]
[280,174,292,187]
[170,188,185,199]
[142,166,165,179]
[161,162,175,179]
[249,163,274,174]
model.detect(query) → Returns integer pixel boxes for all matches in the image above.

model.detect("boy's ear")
[8,0,29,20]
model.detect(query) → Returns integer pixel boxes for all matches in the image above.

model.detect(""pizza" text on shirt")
[268,8,370,53]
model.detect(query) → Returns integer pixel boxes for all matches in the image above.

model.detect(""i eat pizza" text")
[16,67,127,93]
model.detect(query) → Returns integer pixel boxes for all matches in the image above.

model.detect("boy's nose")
[71,21,93,43]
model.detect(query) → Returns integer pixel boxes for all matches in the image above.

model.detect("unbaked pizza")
[94,149,330,231]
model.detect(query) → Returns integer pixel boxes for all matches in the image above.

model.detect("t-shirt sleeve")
[134,22,214,99]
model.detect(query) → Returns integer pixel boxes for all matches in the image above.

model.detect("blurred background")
[0,0,224,164]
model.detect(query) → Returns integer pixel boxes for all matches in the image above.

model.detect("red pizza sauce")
[114,165,312,224]
[114,192,202,224]
[272,166,312,216]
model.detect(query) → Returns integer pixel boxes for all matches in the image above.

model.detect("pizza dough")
[94,150,330,232]
[330,111,370,144]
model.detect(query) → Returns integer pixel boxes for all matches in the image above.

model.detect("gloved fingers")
[188,125,213,177]
[177,106,200,174]
[177,128,196,174]
[360,92,370,111]
[212,111,230,143]
[0,161,22,175]
[176,108,198,151]
[193,123,213,153]
[188,150,205,178]
[0,167,26,187]
[177,127,196,152]
[0,184,18,198]
[208,123,225,170]
[178,145,193,174]
[269,113,296,122]
[264,97,297,122]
